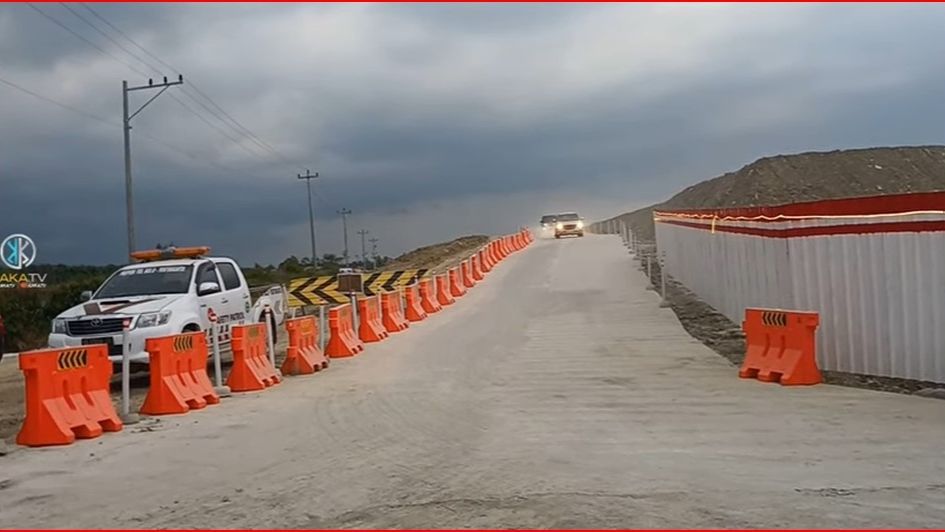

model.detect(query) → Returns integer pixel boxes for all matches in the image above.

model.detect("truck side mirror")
[198,281,221,296]
[80,290,93,302]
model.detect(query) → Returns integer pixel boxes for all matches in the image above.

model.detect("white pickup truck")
[47,246,286,367]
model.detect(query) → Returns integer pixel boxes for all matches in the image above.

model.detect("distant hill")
[608,145,945,240]
[385,235,489,272]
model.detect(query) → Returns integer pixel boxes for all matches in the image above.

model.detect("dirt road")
[0,235,942,528]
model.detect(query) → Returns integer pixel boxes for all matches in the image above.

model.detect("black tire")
[182,323,201,333]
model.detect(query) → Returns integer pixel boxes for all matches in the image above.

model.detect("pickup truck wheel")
[182,324,201,333]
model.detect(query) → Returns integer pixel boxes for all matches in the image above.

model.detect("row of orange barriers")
[17,314,330,447]
[322,227,535,359]
[15,228,534,447]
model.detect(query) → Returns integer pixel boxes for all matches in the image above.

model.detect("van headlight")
[577,220,584,229]
[556,222,564,230]
[137,310,171,328]
[52,318,68,334]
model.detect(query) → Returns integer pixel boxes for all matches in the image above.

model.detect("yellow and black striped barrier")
[172,335,195,352]
[57,348,89,370]
[288,269,429,307]
[761,311,788,327]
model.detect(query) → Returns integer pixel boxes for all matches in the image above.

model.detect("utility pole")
[357,229,369,269]
[123,75,183,259]
[297,170,320,266]
[369,237,379,269]
[337,208,352,266]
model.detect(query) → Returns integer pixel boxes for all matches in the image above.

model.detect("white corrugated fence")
[653,192,945,384]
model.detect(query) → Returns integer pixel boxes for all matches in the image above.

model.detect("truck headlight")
[577,220,584,229]
[556,222,564,230]
[52,318,67,334]
[137,311,171,328]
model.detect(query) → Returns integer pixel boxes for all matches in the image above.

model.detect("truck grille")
[67,318,126,336]
[564,224,577,230]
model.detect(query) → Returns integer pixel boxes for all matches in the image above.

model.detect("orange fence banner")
[435,274,455,306]
[17,345,122,447]
[419,278,443,314]
[404,285,428,322]
[448,267,467,297]
[740,308,822,386]
[358,295,389,343]
[326,303,364,358]
[141,332,220,415]
[381,291,410,333]
[283,316,329,375]
[229,323,282,391]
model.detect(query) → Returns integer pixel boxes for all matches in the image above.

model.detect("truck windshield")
[558,213,580,221]
[540,215,557,223]
[95,265,194,298]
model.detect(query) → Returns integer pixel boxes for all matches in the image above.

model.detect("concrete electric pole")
[337,208,352,266]
[297,170,320,266]
[369,237,379,269]
[123,75,183,259]
[357,229,369,269]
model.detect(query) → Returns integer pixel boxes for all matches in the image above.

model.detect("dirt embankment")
[384,235,489,273]
[610,145,945,241]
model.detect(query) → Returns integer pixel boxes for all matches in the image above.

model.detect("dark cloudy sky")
[2,3,944,265]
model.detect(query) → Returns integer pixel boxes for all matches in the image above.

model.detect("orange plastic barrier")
[381,291,410,333]
[497,238,510,258]
[740,308,821,386]
[404,284,428,322]
[418,278,443,314]
[228,323,282,391]
[435,273,455,306]
[478,248,493,273]
[326,303,364,358]
[282,316,330,375]
[16,345,122,447]
[358,295,389,343]
[470,255,485,281]
[460,260,476,288]
[488,241,501,264]
[141,332,220,415]
[448,267,467,297]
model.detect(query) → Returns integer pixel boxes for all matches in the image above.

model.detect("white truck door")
[213,260,250,327]
[194,261,227,343]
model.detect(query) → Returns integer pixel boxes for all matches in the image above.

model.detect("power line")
[25,3,150,78]
[77,2,309,171]
[59,3,156,75]
[33,2,304,173]
[50,2,277,163]
[0,72,265,181]
[0,74,116,127]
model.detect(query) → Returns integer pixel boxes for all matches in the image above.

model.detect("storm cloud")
[2,3,944,264]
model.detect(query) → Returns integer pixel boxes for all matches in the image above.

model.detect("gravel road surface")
[0,234,942,528]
